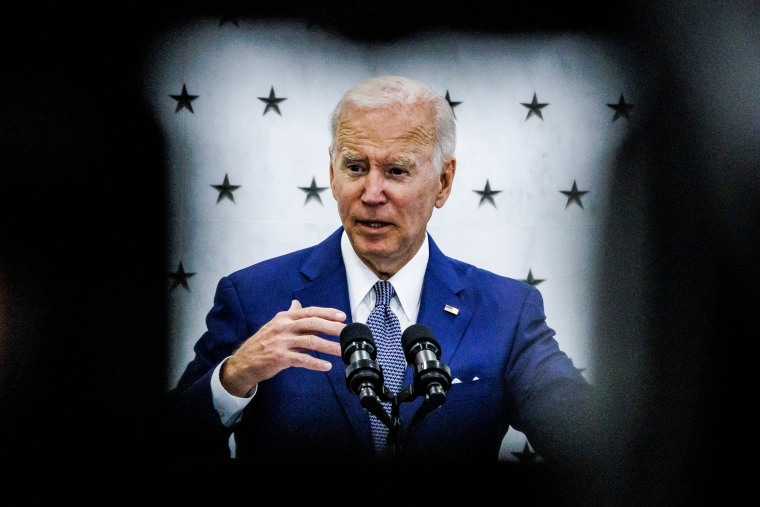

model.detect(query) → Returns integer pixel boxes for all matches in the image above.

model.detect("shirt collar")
[341,229,429,322]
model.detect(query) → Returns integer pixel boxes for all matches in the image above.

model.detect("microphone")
[401,324,452,406]
[339,323,390,426]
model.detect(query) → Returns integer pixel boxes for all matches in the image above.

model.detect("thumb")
[289,299,302,311]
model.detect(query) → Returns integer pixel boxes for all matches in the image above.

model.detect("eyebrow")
[341,152,365,164]
[341,152,416,168]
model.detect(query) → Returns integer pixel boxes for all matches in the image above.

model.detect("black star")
[219,16,239,27]
[298,176,328,205]
[168,262,195,291]
[560,180,589,209]
[522,269,545,286]
[474,179,502,208]
[258,86,287,116]
[169,84,199,113]
[511,441,543,465]
[211,174,241,203]
[445,90,462,119]
[521,92,549,120]
[607,93,634,121]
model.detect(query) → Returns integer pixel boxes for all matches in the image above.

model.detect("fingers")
[227,301,348,390]
[289,300,346,323]
[291,349,338,372]
[287,317,345,340]
[294,333,342,357]
[283,300,346,341]
[285,301,344,357]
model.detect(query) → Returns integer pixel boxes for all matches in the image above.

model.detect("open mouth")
[364,222,387,228]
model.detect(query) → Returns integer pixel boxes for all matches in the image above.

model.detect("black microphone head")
[339,322,376,364]
[401,324,441,363]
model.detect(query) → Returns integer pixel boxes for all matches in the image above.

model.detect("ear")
[434,158,456,208]
[329,148,338,200]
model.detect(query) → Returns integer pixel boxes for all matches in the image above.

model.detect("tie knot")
[373,280,395,307]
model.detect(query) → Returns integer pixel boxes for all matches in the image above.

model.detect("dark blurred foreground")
[1,2,757,503]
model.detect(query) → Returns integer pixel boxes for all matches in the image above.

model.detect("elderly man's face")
[329,103,455,279]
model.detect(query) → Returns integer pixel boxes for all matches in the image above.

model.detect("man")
[168,75,596,471]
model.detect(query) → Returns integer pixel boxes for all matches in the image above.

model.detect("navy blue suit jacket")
[169,227,592,466]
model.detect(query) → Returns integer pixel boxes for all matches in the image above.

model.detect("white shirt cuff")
[211,357,258,427]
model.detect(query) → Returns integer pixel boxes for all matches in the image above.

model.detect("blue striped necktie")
[366,280,405,454]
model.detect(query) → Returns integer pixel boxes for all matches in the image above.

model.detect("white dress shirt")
[211,230,430,427]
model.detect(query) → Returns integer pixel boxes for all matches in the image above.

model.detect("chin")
[356,242,392,258]
[355,240,396,261]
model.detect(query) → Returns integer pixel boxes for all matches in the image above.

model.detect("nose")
[361,169,386,205]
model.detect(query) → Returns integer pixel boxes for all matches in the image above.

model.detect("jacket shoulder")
[446,256,533,295]
[225,227,343,288]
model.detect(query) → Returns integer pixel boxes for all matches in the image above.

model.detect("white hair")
[328,75,456,174]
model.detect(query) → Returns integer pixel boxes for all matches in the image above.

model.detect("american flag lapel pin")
[444,304,459,315]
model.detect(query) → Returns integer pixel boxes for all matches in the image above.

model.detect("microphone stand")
[372,376,449,458]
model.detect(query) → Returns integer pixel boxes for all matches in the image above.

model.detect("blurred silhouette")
[588,1,759,504]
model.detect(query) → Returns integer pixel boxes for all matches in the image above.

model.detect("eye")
[347,164,365,174]
[389,167,407,176]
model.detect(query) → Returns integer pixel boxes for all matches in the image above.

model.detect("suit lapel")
[292,227,373,450]
[399,234,473,425]
[415,235,472,366]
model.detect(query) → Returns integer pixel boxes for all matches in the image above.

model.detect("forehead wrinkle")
[404,124,435,149]
[335,107,435,166]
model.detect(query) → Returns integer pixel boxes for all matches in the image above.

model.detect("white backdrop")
[141,17,644,461]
